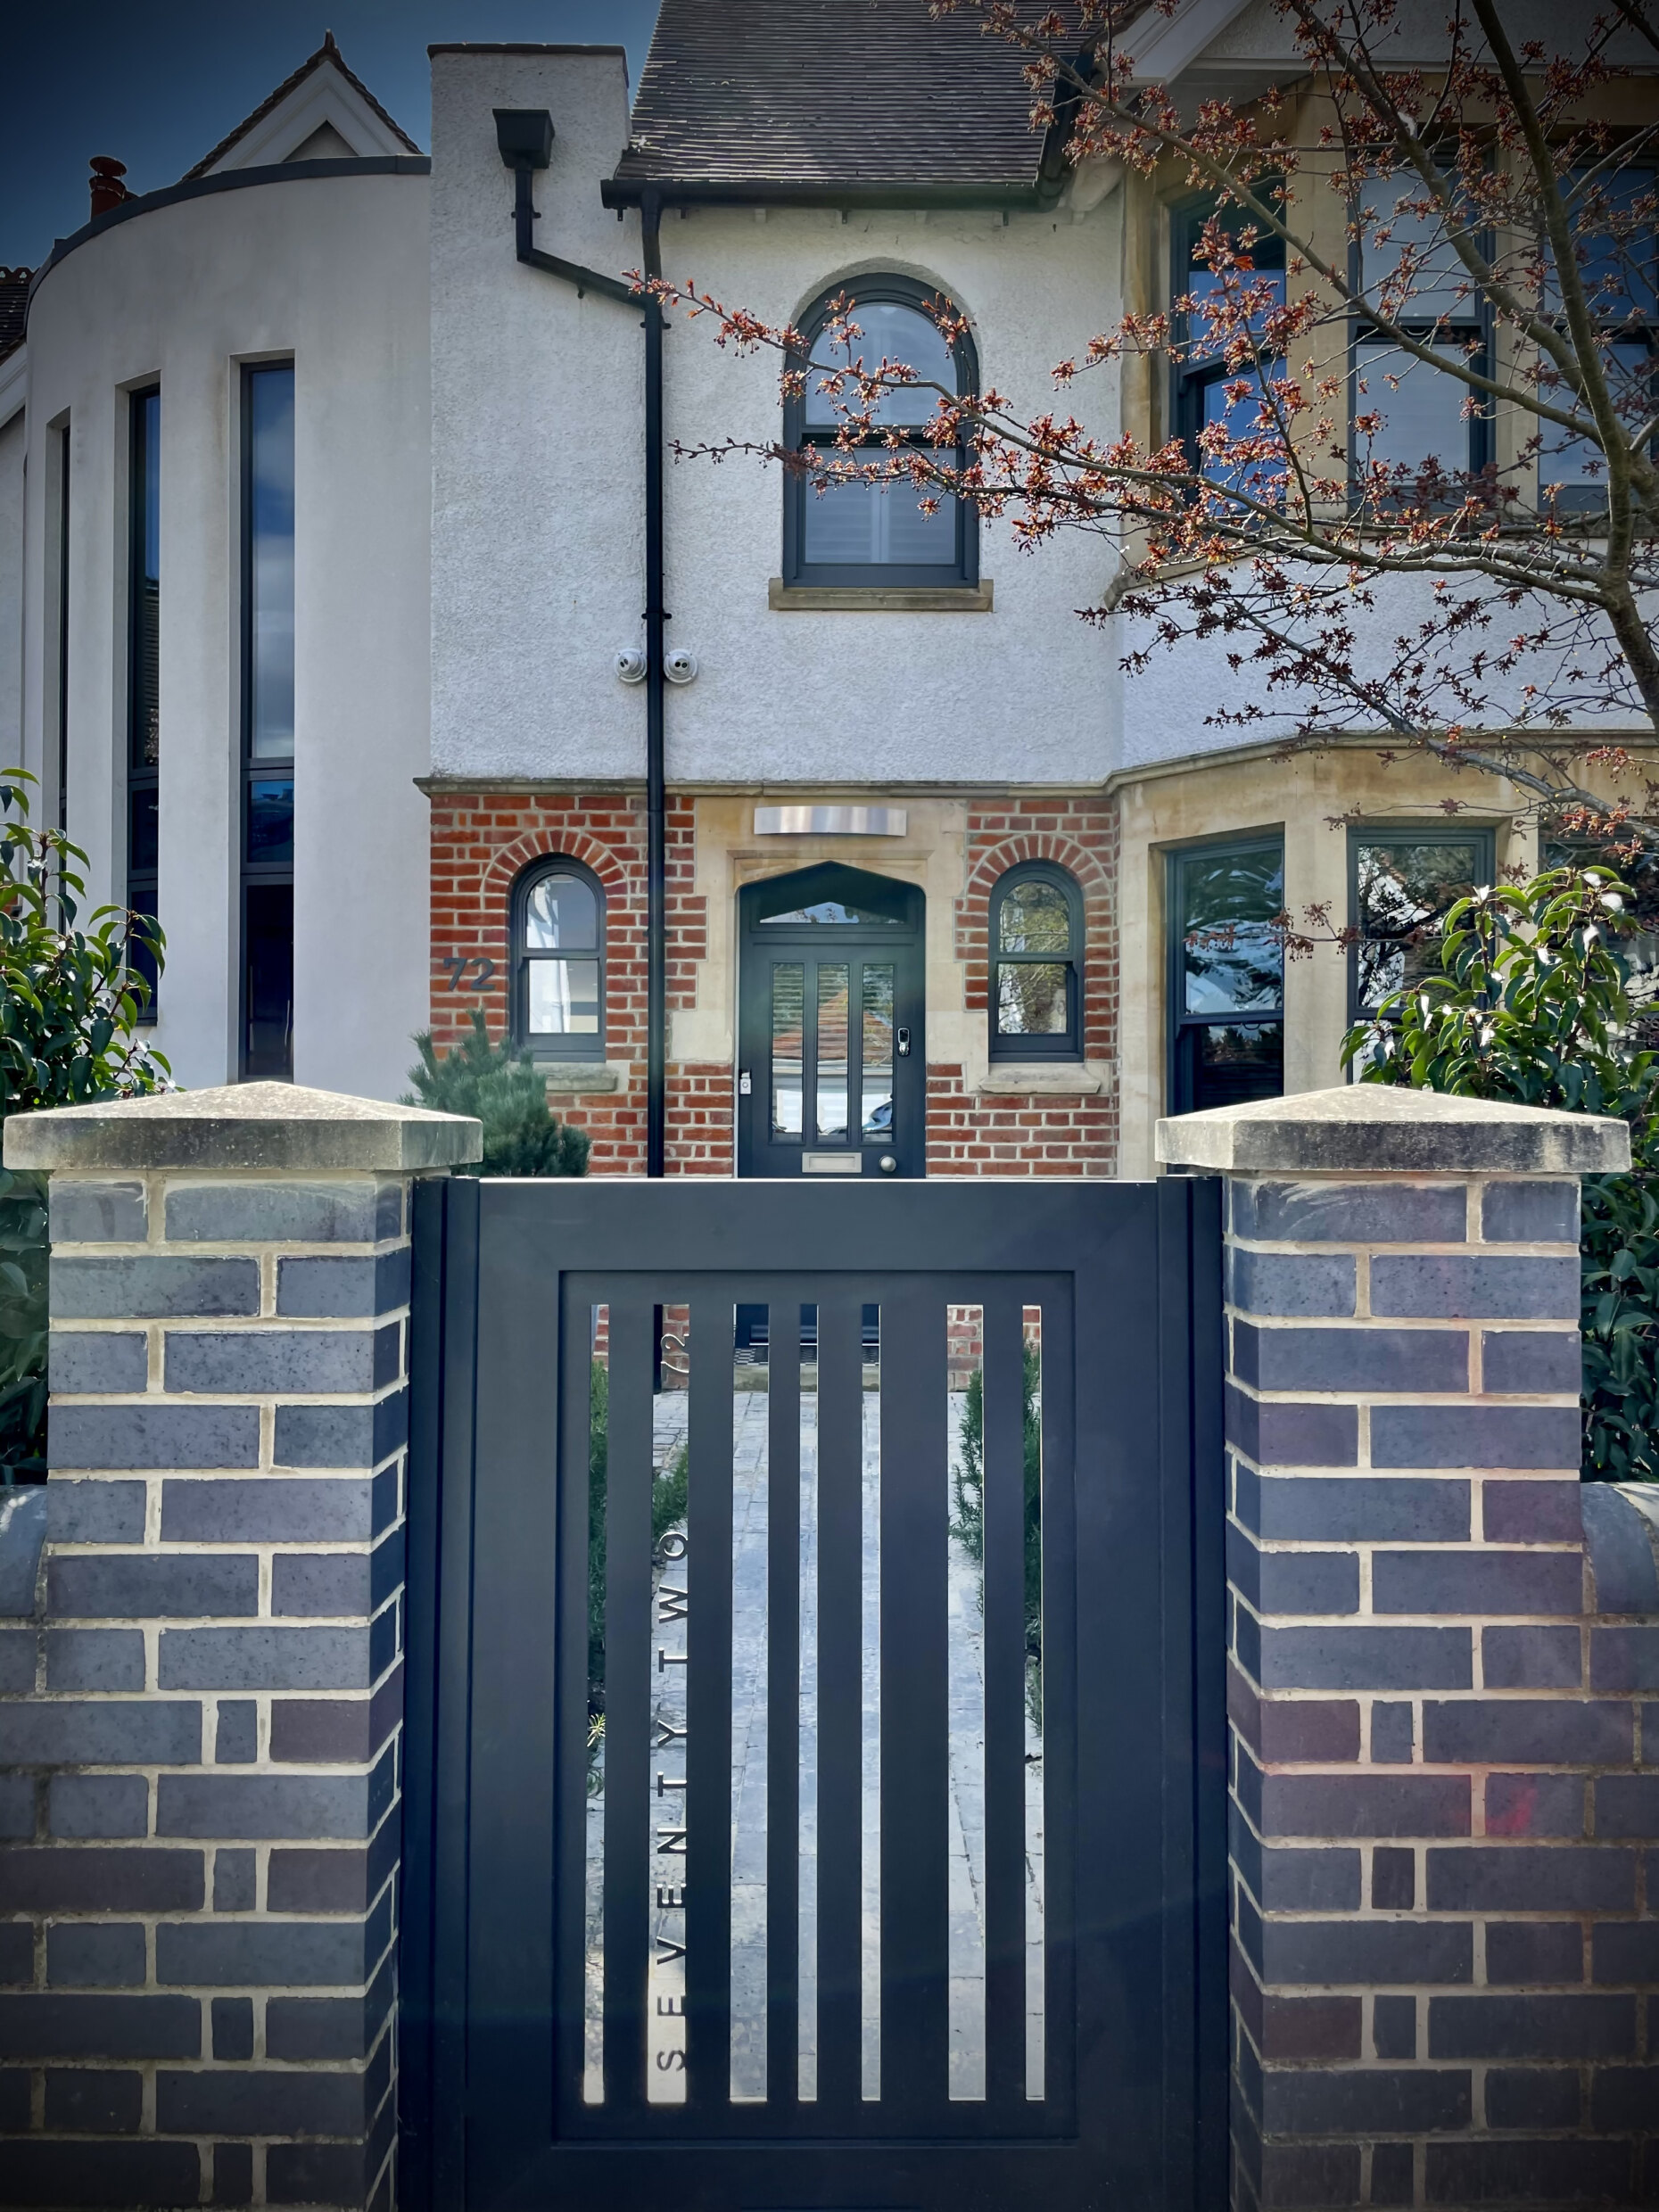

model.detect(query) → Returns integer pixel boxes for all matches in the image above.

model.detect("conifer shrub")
[404,1008,590,1177]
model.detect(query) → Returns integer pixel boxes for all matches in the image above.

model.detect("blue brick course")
[50,1253,260,1319]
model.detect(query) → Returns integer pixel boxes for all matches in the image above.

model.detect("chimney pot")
[88,156,132,219]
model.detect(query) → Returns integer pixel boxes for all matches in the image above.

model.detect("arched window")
[512,858,606,1058]
[988,862,1084,1061]
[784,276,978,589]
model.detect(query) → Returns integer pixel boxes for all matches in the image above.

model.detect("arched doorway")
[736,862,925,1178]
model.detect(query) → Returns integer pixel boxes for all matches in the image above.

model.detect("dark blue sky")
[3,1,661,269]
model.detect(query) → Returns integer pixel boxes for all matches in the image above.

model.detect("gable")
[183,33,418,180]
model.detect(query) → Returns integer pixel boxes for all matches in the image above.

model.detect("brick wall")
[428,790,729,1176]
[931,796,1119,1176]
[1223,1172,1659,2209]
[0,1168,417,2209]
[429,789,1120,1180]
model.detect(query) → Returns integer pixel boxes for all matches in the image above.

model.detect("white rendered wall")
[430,50,1124,788]
[20,171,430,1099]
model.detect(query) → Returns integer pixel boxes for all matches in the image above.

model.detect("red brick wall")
[428,790,1119,1180]
[930,796,1119,1177]
[428,791,729,1176]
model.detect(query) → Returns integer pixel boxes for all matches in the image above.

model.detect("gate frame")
[398,1173,1227,2212]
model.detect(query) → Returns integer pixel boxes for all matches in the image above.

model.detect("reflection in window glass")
[996,965,1069,1037]
[1540,342,1655,507]
[528,960,600,1036]
[997,881,1070,954]
[525,873,598,950]
[1352,836,1490,1012]
[1359,172,1476,319]
[990,866,1083,1061]
[1355,340,1478,477]
[804,298,958,428]
[248,368,295,761]
[1170,839,1284,1115]
[772,964,805,1138]
[246,779,294,869]
[862,966,895,1140]
[1546,166,1658,321]
[803,481,955,569]
[1178,844,1284,1014]
[758,901,902,927]
[815,964,850,1140]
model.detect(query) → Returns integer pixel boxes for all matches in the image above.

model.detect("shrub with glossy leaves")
[0,772,169,1480]
[1342,868,1659,1482]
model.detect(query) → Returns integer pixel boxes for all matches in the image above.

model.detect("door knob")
[879,1153,898,1175]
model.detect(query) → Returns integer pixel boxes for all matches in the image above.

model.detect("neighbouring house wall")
[1219,1170,1659,2209]
[21,169,430,1098]
[0,401,25,773]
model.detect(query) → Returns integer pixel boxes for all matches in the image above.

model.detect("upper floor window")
[784,276,978,588]
[1173,193,1288,501]
[1349,826,1495,1027]
[127,388,160,1017]
[988,863,1084,1061]
[1539,164,1657,510]
[1351,170,1489,486]
[1168,836,1284,1115]
[514,860,606,1058]
[242,363,295,1082]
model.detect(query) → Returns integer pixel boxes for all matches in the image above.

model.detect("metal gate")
[400,1176,1226,2212]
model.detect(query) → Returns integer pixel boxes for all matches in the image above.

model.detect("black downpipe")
[499,116,668,1175]
[640,190,667,1179]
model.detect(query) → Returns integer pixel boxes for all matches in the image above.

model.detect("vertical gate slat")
[879,1292,949,2126]
[556,1282,597,2124]
[813,1292,864,2115]
[1038,1285,1078,2122]
[602,1299,656,2121]
[686,1295,734,2110]
[981,1289,1028,2117]
[766,1302,802,2109]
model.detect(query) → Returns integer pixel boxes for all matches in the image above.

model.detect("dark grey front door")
[737,863,925,1178]
[400,1175,1227,2212]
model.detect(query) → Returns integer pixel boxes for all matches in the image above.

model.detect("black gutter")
[26,156,431,318]
[497,111,668,1177]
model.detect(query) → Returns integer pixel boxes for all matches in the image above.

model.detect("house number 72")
[442,955,498,991]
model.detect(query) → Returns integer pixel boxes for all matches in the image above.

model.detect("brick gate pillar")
[1157,1086,1659,2212]
[0,1085,478,2211]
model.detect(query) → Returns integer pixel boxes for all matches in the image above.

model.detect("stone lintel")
[1157,1083,1630,1177]
[4,1081,482,1175]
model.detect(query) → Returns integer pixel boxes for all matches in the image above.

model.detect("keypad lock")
[896,1027,912,1058]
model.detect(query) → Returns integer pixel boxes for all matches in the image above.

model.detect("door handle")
[896,1028,912,1058]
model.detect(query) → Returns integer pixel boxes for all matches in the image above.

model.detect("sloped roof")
[607,0,1073,204]
[181,31,419,180]
[0,268,29,363]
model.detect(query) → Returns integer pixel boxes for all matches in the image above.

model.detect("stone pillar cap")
[2,1082,483,1175]
[1158,1083,1631,1176]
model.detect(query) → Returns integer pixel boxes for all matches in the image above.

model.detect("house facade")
[0,0,1647,1180]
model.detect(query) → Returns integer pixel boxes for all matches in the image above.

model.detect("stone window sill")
[976,1062,1110,1098]
[532,1061,620,1094]
[769,578,994,613]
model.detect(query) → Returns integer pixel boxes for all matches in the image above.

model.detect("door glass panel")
[861,966,895,1142]
[758,901,903,927]
[772,965,805,1139]
[815,965,850,1141]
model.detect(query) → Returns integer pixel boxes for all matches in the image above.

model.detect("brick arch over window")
[956,824,1115,1056]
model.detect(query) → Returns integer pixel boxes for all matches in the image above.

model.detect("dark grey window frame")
[783,274,979,590]
[1166,833,1286,1118]
[239,360,295,1084]
[512,855,607,1061]
[988,859,1085,1062]
[1171,189,1287,484]
[1347,821,1497,1028]
[1347,169,1492,499]
[126,387,161,1021]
